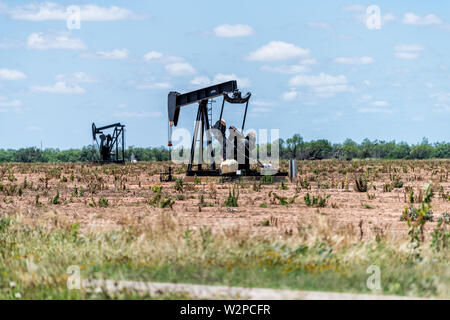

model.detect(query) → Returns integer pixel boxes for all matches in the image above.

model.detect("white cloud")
[358,100,391,114]
[0,68,27,80]
[189,73,251,88]
[282,89,300,101]
[247,41,309,62]
[165,62,196,76]
[213,24,254,37]
[95,48,129,59]
[288,73,352,98]
[55,72,98,83]
[31,72,97,95]
[8,3,139,21]
[144,51,164,61]
[213,73,250,88]
[394,44,423,59]
[260,63,309,74]
[31,82,85,94]
[402,12,442,26]
[190,76,212,87]
[112,111,162,118]
[27,32,86,50]
[382,13,396,24]
[289,73,347,87]
[334,56,375,65]
[311,85,354,94]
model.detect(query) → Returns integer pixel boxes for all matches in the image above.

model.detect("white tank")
[220,159,239,174]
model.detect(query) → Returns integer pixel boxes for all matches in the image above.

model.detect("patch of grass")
[355,175,368,192]
[98,197,109,208]
[225,185,239,207]
[0,213,448,299]
[51,190,60,205]
[269,191,298,206]
[304,193,330,208]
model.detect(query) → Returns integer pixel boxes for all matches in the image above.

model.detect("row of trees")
[277,135,450,160]
[1,136,450,162]
[0,146,170,163]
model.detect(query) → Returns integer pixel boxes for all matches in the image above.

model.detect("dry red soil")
[1,160,447,241]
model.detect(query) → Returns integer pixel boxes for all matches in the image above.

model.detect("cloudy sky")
[1,0,450,149]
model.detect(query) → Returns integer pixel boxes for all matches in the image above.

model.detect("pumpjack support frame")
[92,122,126,164]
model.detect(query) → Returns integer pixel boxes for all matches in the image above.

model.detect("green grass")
[0,212,448,299]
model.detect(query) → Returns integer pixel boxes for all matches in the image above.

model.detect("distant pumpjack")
[92,122,125,164]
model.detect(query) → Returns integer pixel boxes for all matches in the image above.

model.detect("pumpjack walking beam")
[168,81,239,175]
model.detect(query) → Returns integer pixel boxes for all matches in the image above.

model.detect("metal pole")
[241,100,249,132]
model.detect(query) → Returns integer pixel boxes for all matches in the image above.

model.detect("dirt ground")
[1,160,448,241]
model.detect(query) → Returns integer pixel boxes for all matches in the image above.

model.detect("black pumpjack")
[92,122,126,164]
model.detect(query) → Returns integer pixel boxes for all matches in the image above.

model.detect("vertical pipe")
[218,96,225,123]
[289,159,298,182]
[189,106,202,171]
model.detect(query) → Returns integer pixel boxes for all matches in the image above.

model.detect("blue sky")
[1,0,450,149]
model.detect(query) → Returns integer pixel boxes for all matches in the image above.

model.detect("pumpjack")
[92,122,125,164]
[167,80,287,177]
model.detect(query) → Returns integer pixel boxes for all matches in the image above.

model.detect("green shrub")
[355,175,368,192]
[304,193,330,208]
[52,190,60,205]
[98,197,109,207]
[174,178,183,192]
[225,185,239,207]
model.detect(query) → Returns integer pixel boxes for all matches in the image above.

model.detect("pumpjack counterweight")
[92,122,126,164]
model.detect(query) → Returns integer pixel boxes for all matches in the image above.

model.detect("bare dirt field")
[1,159,448,241]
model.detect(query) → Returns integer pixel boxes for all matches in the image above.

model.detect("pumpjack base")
[185,169,288,177]
[92,160,125,165]
[186,170,221,176]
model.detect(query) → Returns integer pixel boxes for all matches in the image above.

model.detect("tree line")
[0,146,170,163]
[275,135,450,160]
[1,136,450,162]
